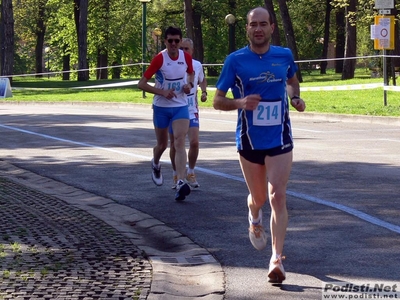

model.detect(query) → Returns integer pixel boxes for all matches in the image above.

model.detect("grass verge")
[5,69,400,117]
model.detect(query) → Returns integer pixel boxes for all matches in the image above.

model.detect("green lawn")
[5,68,400,117]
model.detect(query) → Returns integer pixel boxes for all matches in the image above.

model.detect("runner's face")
[180,41,193,56]
[165,35,181,57]
[246,9,274,47]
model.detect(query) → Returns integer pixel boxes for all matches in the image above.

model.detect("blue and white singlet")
[216,45,298,151]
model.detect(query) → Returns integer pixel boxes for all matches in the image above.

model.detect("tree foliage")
[2,0,399,81]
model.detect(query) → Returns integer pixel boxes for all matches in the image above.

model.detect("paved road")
[1,102,399,299]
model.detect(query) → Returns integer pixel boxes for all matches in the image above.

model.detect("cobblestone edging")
[0,160,225,300]
[0,177,152,300]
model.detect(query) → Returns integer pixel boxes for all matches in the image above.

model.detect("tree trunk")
[184,0,194,40]
[320,0,331,74]
[184,0,204,62]
[96,0,109,80]
[35,34,45,78]
[335,8,345,74]
[111,58,121,79]
[263,0,281,46]
[35,2,46,78]
[277,0,302,82]
[96,49,108,80]
[192,0,204,62]
[74,0,89,81]
[341,0,357,80]
[1,0,14,79]
[62,53,70,81]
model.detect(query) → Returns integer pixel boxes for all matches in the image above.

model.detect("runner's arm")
[286,74,306,112]
[183,52,195,94]
[137,54,172,97]
[213,90,261,111]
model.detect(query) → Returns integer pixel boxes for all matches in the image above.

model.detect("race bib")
[165,77,184,93]
[187,93,195,107]
[253,100,281,126]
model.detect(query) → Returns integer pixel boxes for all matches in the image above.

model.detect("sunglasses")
[167,39,181,44]
[180,47,190,51]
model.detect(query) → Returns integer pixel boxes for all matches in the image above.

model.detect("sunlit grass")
[11,88,142,103]
[5,69,400,117]
[301,89,400,116]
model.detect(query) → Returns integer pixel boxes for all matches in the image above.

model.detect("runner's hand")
[291,97,306,112]
[183,84,191,94]
[163,89,176,100]
[241,94,261,110]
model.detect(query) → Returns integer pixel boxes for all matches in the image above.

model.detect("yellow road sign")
[373,15,395,50]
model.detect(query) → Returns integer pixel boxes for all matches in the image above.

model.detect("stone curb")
[0,160,225,300]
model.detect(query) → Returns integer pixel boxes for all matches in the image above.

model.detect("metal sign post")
[373,0,394,106]
[383,49,387,105]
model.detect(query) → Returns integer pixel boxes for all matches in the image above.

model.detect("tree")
[264,0,281,46]
[184,0,205,62]
[8,0,400,82]
[320,0,332,74]
[192,1,205,62]
[184,0,195,40]
[34,0,48,78]
[277,0,303,82]
[341,0,357,80]
[45,0,74,80]
[73,0,89,81]
[1,0,14,79]
[335,7,346,73]
[92,0,110,80]
[13,0,53,77]
[62,44,70,80]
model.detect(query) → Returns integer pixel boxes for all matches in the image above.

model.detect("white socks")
[249,209,262,225]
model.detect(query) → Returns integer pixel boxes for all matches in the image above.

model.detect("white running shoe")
[186,173,199,188]
[248,208,267,250]
[268,255,286,283]
[151,159,163,186]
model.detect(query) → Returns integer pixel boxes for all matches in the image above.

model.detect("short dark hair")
[164,26,182,39]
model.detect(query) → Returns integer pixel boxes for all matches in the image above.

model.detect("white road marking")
[1,122,399,235]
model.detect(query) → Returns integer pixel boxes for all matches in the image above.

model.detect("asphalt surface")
[0,102,399,300]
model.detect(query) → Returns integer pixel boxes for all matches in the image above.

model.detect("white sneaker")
[186,173,199,188]
[151,159,163,186]
[268,255,286,283]
[248,208,267,250]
